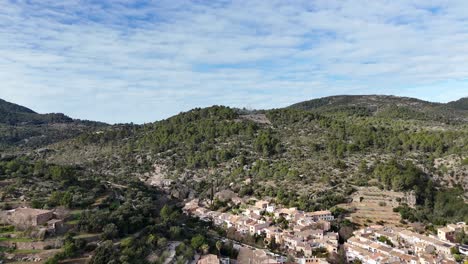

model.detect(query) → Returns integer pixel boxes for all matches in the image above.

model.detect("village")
[345,223,468,264]
[183,194,468,264]
[1,198,467,264]
[183,196,338,263]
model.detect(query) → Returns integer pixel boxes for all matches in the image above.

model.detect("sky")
[1,0,468,124]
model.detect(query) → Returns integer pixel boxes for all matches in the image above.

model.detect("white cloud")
[0,0,467,123]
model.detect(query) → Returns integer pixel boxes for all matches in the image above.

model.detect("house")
[438,227,456,242]
[237,247,276,264]
[274,208,298,220]
[438,223,466,242]
[307,210,334,221]
[264,226,283,244]
[226,215,241,229]
[295,242,313,256]
[266,204,276,213]
[255,200,269,210]
[198,254,219,264]
[0,208,53,229]
[398,230,454,256]
[345,244,375,264]
[245,219,270,235]
[283,234,303,249]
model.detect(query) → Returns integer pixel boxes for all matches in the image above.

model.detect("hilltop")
[447,97,468,110]
[0,98,73,125]
[0,98,106,150]
[289,95,468,122]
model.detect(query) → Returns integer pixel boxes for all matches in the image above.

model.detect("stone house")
[0,208,53,230]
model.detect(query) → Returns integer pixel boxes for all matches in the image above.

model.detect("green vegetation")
[394,186,468,224]
[0,95,467,262]
[377,236,394,247]
[0,158,105,210]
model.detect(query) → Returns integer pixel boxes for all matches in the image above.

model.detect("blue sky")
[1,0,467,124]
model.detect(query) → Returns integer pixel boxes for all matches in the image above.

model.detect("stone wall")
[0,239,63,250]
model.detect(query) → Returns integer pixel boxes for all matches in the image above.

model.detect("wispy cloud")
[0,0,467,123]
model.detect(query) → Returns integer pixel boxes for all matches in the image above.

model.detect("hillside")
[0,98,73,125]
[288,95,468,122]
[1,95,467,263]
[38,98,468,224]
[0,98,106,150]
[447,97,468,110]
[1,96,467,218]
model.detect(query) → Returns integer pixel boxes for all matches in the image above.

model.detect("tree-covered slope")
[0,98,106,150]
[447,97,468,110]
[41,103,468,224]
[0,98,74,125]
[2,96,467,224]
[288,95,468,122]
[1,96,466,263]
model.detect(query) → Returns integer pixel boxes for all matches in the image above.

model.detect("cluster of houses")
[183,199,338,258]
[197,249,328,264]
[345,223,468,264]
[0,207,65,234]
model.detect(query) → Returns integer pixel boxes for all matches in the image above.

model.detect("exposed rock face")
[238,114,271,124]
[142,163,174,188]
[434,155,468,193]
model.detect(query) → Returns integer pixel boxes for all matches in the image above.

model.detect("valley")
[0,95,467,263]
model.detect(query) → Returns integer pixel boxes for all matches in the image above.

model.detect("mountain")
[0,98,74,125]
[39,96,467,220]
[0,98,36,114]
[1,96,467,216]
[0,98,106,150]
[288,95,468,122]
[447,97,468,110]
[1,95,467,263]
[288,95,439,111]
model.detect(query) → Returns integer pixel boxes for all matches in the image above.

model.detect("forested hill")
[0,98,106,150]
[2,96,468,225]
[288,95,468,122]
[0,98,74,125]
[447,97,468,110]
[0,98,106,125]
